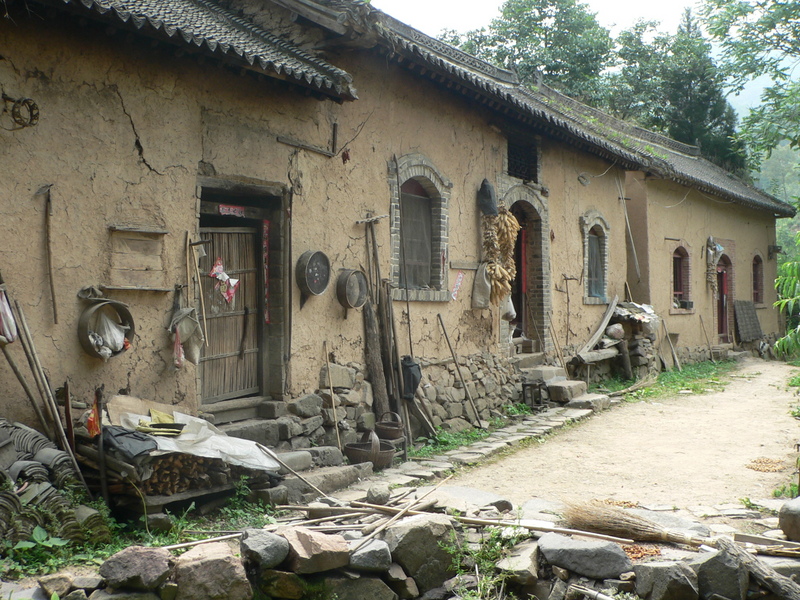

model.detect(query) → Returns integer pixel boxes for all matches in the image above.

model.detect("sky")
[369,0,764,113]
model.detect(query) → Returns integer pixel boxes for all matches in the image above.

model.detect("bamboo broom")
[562,501,712,547]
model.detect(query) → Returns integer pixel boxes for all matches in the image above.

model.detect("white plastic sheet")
[119,412,279,472]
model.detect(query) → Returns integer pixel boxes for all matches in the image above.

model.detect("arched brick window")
[752,254,764,304]
[672,246,691,307]
[580,210,610,304]
[388,154,452,302]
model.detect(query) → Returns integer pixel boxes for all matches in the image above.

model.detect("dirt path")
[453,358,800,508]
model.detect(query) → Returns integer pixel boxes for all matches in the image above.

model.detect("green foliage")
[504,402,532,416]
[442,0,613,102]
[774,260,800,357]
[410,427,494,458]
[442,526,526,599]
[1,527,71,578]
[702,0,800,165]
[774,482,799,498]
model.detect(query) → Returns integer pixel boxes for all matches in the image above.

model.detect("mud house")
[0,0,793,441]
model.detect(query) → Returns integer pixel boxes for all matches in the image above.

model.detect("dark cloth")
[477,179,498,216]
[102,425,157,460]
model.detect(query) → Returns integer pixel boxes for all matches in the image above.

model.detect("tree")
[702,0,800,165]
[442,0,613,102]
[600,11,746,174]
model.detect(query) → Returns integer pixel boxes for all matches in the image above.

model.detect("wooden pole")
[699,315,716,363]
[436,314,484,429]
[715,536,800,600]
[352,474,454,551]
[14,301,91,495]
[256,443,333,501]
[323,341,342,451]
[41,186,58,325]
[662,320,682,372]
[0,342,52,437]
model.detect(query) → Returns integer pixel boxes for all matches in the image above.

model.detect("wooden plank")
[734,533,800,549]
[576,295,619,356]
[109,268,166,288]
[109,225,168,234]
[111,236,163,255]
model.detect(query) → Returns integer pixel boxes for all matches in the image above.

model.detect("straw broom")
[562,501,711,547]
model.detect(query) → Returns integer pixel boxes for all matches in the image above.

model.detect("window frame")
[752,253,764,305]
[388,154,452,302]
[580,210,610,305]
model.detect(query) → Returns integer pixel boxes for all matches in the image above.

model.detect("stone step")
[565,393,610,412]
[547,379,588,404]
[218,417,279,446]
[200,396,270,425]
[509,352,546,370]
[520,365,566,382]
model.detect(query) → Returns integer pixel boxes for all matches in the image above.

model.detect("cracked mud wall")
[0,20,203,424]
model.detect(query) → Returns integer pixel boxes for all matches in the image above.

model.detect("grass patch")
[410,427,495,459]
[773,482,799,499]
[622,360,736,402]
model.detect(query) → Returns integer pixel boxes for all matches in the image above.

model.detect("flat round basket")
[374,411,404,440]
[343,430,395,470]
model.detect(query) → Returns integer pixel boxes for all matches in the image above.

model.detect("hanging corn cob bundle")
[482,207,521,305]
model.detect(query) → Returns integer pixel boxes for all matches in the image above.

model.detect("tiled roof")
[367,5,795,217]
[44,0,357,100]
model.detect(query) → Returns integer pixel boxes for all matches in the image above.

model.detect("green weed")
[774,482,799,498]
[410,428,493,458]
[504,403,533,417]
[623,360,736,402]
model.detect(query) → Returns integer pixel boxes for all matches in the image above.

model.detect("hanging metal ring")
[11,98,39,127]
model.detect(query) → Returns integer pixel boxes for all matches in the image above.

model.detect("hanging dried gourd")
[482,207,521,305]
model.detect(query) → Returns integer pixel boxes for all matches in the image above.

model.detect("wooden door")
[717,264,729,342]
[199,227,261,403]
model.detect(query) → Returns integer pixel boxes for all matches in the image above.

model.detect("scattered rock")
[257,570,306,600]
[380,514,456,591]
[88,591,159,600]
[72,575,103,592]
[689,549,747,600]
[278,526,350,574]
[538,533,632,580]
[496,540,539,585]
[63,591,88,600]
[366,482,391,505]
[635,561,699,600]
[415,485,513,514]
[240,528,290,570]
[99,547,172,591]
[38,574,72,599]
[348,539,392,572]
[173,542,252,600]
[323,575,399,600]
[779,497,800,541]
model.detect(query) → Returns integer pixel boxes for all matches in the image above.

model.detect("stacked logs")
[140,455,229,497]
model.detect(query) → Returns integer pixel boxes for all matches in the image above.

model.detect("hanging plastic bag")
[173,328,185,369]
[0,290,17,344]
[96,311,128,353]
[472,263,492,309]
[501,294,516,322]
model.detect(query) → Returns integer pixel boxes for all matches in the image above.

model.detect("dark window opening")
[753,255,764,304]
[587,226,604,298]
[399,179,433,290]
[672,247,690,306]
[507,141,538,182]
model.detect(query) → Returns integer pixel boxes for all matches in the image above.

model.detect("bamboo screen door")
[198,227,261,403]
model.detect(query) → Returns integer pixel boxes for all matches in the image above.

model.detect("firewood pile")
[76,441,279,502]
[0,419,111,549]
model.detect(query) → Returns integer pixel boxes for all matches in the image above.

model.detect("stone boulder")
[257,570,306,600]
[366,482,391,505]
[320,364,357,389]
[287,394,323,418]
[99,546,172,591]
[173,542,251,600]
[380,514,456,591]
[537,533,632,580]
[89,591,159,600]
[349,539,392,572]
[688,549,747,600]
[240,528,290,570]
[320,575,398,600]
[38,573,73,598]
[495,540,539,585]
[634,561,699,600]
[780,497,800,542]
[278,526,350,574]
